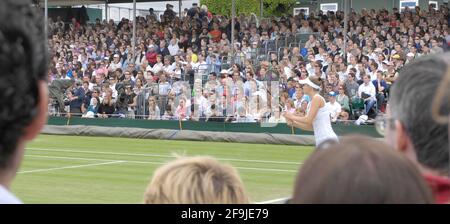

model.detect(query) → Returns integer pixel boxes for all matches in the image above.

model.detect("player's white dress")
[307,94,339,147]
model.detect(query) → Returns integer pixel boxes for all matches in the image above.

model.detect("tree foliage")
[200,0,297,17]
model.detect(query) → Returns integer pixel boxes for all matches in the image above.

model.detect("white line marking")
[18,161,125,174]
[27,147,302,165]
[25,154,298,173]
[255,197,290,204]
[25,155,165,165]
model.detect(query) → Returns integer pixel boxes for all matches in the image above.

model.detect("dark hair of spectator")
[309,76,324,90]
[291,136,434,204]
[389,53,450,174]
[0,0,48,168]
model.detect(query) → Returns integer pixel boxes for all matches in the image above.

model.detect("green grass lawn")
[11,134,314,204]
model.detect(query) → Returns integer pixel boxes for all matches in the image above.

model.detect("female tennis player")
[283,76,338,147]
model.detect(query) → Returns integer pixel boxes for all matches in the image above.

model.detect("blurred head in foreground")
[386,53,450,176]
[143,156,249,204]
[291,136,433,204]
[0,0,48,203]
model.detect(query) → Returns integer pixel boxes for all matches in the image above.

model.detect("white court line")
[18,161,125,174]
[25,154,298,173]
[27,147,302,165]
[25,154,165,165]
[255,197,290,204]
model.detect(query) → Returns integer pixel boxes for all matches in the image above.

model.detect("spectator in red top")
[382,53,450,204]
[209,23,222,43]
[146,45,158,67]
[70,18,81,31]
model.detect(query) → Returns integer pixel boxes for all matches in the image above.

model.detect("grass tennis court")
[11,134,314,203]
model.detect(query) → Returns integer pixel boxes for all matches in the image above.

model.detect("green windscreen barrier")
[47,117,381,138]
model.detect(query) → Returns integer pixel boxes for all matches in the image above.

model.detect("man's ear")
[395,120,410,154]
[22,81,48,141]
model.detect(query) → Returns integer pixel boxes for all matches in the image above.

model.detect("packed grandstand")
[46,3,450,124]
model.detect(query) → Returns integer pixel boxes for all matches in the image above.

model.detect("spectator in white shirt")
[109,54,122,72]
[326,91,342,123]
[163,56,175,76]
[197,53,210,72]
[358,74,377,115]
[151,55,164,74]
[168,38,180,56]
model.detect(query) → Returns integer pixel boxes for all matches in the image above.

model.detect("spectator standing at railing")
[175,98,188,120]
[68,80,85,117]
[80,80,92,114]
[147,97,161,120]
[158,73,171,116]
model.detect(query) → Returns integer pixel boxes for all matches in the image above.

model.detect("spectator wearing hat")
[109,54,122,72]
[391,54,401,60]
[187,3,199,18]
[405,52,416,64]
[326,91,341,123]
[163,4,176,23]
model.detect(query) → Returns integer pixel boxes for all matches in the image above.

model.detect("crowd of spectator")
[2,0,450,205]
[47,3,450,123]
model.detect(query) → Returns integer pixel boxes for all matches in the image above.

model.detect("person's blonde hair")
[143,156,249,204]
